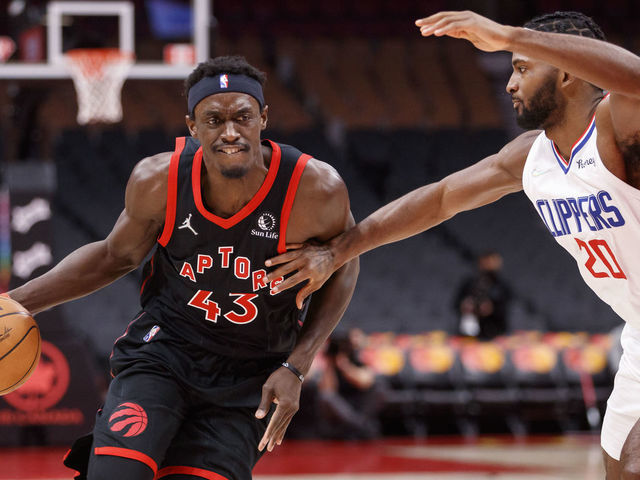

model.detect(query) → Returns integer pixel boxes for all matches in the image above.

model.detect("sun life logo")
[257,212,276,231]
[251,212,278,239]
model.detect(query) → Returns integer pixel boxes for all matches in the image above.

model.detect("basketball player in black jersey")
[6,56,358,480]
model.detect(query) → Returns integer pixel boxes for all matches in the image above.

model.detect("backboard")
[0,0,210,79]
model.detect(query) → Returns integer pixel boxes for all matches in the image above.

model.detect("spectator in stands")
[315,331,383,439]
[454,251,512,339]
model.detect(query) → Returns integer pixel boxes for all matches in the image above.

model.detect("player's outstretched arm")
[256,160,359,452]
[8,154,170,314]
[416,11,640,100]
[266,131,537,305]
[416,11,640,189]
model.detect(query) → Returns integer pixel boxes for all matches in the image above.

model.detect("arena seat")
[457,340,525,436]
[276,37,352,125]
[133,126,173,160]
[350,331,615,436]
[407,339,472,436]
[509,342,571,433]
[561,341,614,429]
[444,40,503,128]
[373,39,425,128]
[408,39,462,127]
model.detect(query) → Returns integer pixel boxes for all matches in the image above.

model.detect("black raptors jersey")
[139,137,310,359]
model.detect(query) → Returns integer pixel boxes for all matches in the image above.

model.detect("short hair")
[183,55,267,114]
[523,11,605,41]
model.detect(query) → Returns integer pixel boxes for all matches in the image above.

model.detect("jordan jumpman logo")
[178,213,198,235]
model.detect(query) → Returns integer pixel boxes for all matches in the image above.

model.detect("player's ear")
[185,115,197,137]
[260,105,268,131]
[561,71,576,88]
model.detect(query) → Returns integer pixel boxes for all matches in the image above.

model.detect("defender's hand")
[265,243,337,309]
[415,11,513,52]
[255,366,302,452]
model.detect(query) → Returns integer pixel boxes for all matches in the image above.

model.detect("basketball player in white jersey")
[265,10,640,479]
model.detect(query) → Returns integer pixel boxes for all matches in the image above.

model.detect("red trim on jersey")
[278,154,311,254]
[108,311,146,377]
[94,446,157,474]
[192,140,282,229]
[551,112,596,166]
[156,466,229,479]
[157,137,185,247]
[139,253,155,296]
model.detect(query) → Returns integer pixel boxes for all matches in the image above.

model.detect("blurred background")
[0,0,637,447]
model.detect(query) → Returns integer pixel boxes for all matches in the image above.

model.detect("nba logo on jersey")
[143,325,160,342]
[220,74,229,89]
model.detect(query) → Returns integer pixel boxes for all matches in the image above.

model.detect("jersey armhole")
[277,154,312,254]
[157,137,185,247]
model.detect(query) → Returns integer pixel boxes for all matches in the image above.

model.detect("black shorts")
[78,312,283,480]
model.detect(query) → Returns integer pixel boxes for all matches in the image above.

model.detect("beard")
[220,165,250,179]
[515,78,559,130]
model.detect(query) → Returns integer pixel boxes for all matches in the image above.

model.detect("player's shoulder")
[494,130,541,179]
[129,151,173,187]
[298,157,348,204]
[499,130,541,156]
[288,157,351,241]
[125,151,173,219]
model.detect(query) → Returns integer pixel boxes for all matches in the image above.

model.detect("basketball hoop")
[65,48,134,125]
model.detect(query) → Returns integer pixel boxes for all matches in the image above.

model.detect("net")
[65,48,134,125]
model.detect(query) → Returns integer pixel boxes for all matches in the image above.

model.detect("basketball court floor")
[0,434,605,480]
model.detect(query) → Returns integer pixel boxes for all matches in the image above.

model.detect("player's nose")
[221,120,240,141]
[506,74,518,95]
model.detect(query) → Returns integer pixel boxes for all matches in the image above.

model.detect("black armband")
[281,362,304,383]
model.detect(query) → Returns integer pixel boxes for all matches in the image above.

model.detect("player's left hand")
[255,366,303,452]
[415,11,513,52]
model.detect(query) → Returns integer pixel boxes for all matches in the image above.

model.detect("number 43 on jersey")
[188,290,260,324]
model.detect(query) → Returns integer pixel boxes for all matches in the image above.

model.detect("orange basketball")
[0,296,41,395]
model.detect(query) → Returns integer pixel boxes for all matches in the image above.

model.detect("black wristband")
[281,362,304,383]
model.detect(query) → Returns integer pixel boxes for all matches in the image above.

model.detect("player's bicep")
[314,179,354,241]
[441,155,520,214]
[289,159,354,243]
[104,208,162,268]
[606,93,640,146]
[440,131,534,218]
[103,153,168,268]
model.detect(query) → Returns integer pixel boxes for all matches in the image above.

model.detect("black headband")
[187,74,265,116]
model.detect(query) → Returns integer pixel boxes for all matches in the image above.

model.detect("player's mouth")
[216,145,247,155]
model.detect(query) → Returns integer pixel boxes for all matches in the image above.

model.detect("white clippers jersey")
[522,114,640,328]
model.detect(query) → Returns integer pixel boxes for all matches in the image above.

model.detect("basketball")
[0,296,41,395]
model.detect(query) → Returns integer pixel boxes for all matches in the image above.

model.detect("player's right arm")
[266,130,538,306]
[8,153,171,315]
